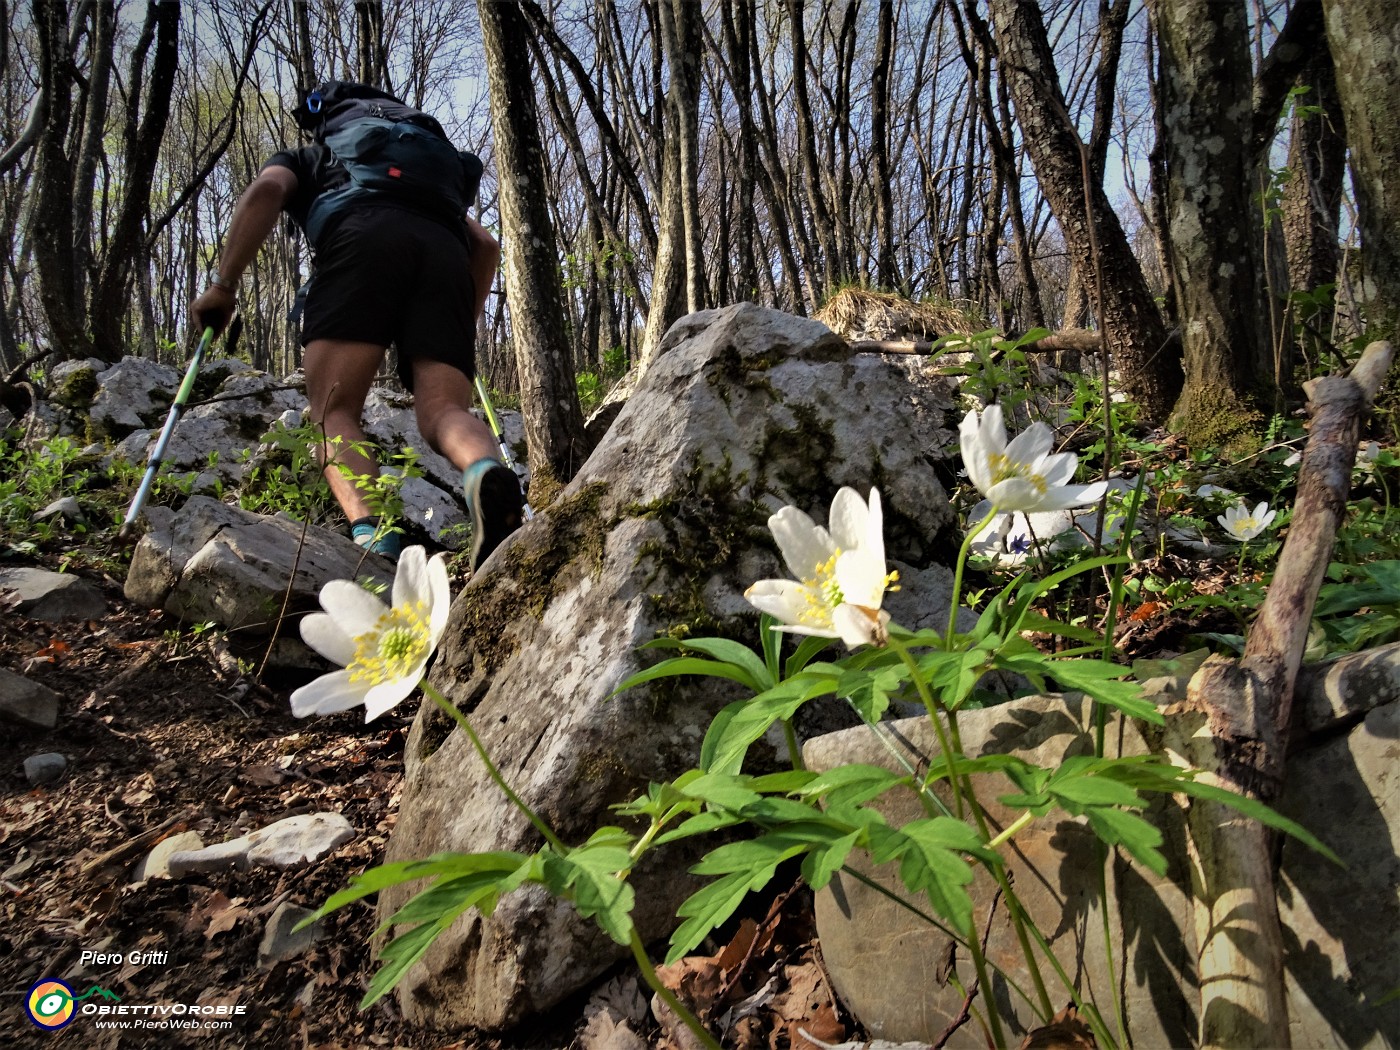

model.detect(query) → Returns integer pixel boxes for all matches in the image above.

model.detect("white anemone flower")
[1218,501,1277,542]
[291,545,450,721]
[960,405,1107,512]
[744,487,897,648]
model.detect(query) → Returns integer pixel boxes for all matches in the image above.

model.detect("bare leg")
[303,338,384,522]
[409,357,500,469]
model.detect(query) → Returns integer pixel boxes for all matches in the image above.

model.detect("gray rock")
[0,668,61,729]
[167,835,251,877]
[90,358,180,436]
[166,812,354,877]
[244,812,355,869]
[396,474,469,548]
[258,902,325,968]
[380,304,964,1030]
[131,831,205,883]
[124,496,392,663]
[23,752,67,785]
[33,496,85,524]
[805,692,1400,1049]
[0,567,106,621]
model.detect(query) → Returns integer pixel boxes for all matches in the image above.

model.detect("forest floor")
[0,545,593,1049]
[1,546,850,1050]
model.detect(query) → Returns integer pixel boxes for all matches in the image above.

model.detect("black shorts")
[300,205,476,390]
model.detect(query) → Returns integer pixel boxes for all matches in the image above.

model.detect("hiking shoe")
[464,459,524,573]
[351,517,402,561]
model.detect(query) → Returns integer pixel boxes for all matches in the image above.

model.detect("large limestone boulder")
[380,304,965,1030]
[806,676,1400,1048]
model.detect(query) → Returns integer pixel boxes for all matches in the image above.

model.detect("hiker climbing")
[189,80,523,571]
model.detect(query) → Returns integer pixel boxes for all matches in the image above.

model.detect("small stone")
[131,830,205,883]
[167,835,252,877]
[0,567,106,621]
[257,902,324,968]
[0,668,61,729]
[33,496,85,525]
[244,812,355,870]
[23,752,66,785]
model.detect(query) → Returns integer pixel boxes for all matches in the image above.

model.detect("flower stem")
[782,718,805,771]
[630,928,721,1050]
[986,810,1034,850]
[950,504,999,649]
[887,633,966,820]
[423,682,568,855]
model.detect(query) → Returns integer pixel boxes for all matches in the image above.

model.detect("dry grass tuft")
[814,287,983,342]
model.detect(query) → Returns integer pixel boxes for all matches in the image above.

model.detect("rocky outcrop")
[0,566,107,621]
[806,686,1400,1048]
[380,303,967,1030]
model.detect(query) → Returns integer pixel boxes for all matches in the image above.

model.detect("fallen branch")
[1168,340,1393,1049]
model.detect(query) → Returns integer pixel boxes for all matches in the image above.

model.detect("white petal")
[827,487,869,551]
[986,477,1050,512]
[1004,421,1054,466]
[1251,502,1270,521]
[393,545,431,610]
[745,578,824,626]
[362,674,421,721]
[1032,481,1109,510]
[772,623,841,639]
[960,410,994,493]
[1259,509,1277,530]
[832,604,889,649]
[1035,451,1079,488]
[835,547,888,609]
[979,404,1008,456]
[425,552,452,643]
[769,506,835,578]
[299,612,356,666]
[319,579,388,636]
[864,488,886,566]
[290,668,369,717]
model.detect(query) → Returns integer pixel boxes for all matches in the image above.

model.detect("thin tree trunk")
[1322,0,1400,333]
[870,0,896,289]
[477,0,590,493]
[988,0,1181,422]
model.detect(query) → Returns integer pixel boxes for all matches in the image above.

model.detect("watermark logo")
[24,979,121,1030]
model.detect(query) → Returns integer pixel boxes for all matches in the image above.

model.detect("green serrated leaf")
[1085,806,1166,876]
[801,830,860,891]
[610,656,764,699]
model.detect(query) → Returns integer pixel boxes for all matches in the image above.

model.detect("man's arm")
[465,215,500,323]
[190,165,299,336]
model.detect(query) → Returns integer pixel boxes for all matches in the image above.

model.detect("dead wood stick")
[79,814,189,878]
[1243,339,1395,722]
[1173,340,1393,1050]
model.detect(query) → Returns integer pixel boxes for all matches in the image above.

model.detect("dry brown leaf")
[1019,1004,1097,1049]
[242,763,288,787]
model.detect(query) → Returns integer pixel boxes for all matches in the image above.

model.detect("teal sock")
[351,516,401,559]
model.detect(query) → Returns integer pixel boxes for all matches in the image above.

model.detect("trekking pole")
[473,373,534,521]
[117,325,215,542]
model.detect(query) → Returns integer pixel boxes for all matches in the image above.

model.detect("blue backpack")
[293,81,483,245]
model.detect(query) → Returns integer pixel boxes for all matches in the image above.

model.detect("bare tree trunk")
[31,0,92,360]
[91,0,179,363]
[1322,0,1400,334]
[1151,0,1270,441]
[661,0,704,314]
[71,0,114,309]
[785,0,838,299]
[988,0,1181,421]
[1281,49,1345,376]
[869,0,896,289]
[477,0,590,493]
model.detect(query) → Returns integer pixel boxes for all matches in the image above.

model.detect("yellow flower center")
[800,552,843,626]
[348,599,432,686]
[989,452,1048,497]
